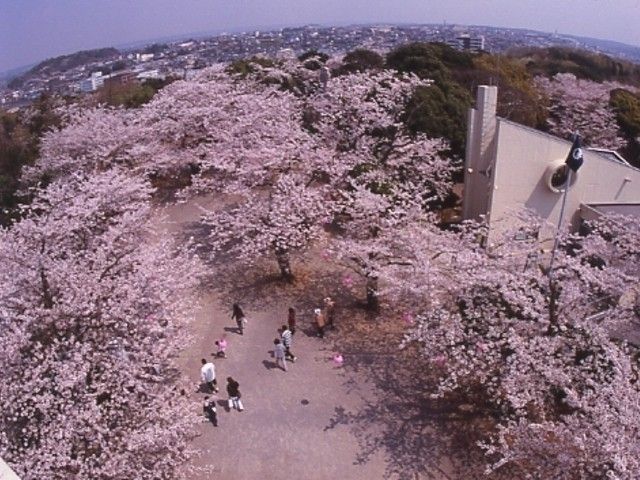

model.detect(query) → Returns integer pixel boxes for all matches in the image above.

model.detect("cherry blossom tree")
[392,214,640,478]
[535,73,626,149]
[26,66,322,194]
[0,170,204,479]
[144,68,323,193]
[21,105,137,185]
[201,173,331,280]
[306,70,453,310]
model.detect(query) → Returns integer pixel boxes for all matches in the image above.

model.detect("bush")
[610,88,640,167]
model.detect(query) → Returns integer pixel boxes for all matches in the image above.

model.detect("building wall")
[0,457,20,480]
[462,85,498,220]
[463,85,640,246]
[487,119,640,244]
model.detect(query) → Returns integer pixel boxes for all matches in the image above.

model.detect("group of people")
[198,298,337,426]
[200,358,243,427]
[273,322,296,371]
[314,296,336,338]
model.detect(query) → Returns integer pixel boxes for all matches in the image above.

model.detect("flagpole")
[548,132,583,281]
[547,168,572,281]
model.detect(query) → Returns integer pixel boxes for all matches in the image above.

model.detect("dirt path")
[155,196,396,480]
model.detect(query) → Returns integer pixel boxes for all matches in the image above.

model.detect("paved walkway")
[156,197,393,480]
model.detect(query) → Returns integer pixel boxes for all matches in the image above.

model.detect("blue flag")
[565,134,584,172]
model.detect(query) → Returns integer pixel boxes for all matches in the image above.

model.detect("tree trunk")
[547,279,559,335]
[366,276,379,312]
[275,248,294,282]
[40,267,54,309]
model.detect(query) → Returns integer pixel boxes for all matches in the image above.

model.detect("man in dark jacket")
[226,377,244,411]
[203,396,218,426]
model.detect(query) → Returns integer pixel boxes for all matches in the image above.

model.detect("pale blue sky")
[1,0,640,72]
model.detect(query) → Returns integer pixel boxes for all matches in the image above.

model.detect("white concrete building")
[136,69,163,81]
[0,456,20,480]
[78,71,104,92]
[463,85,640,245]
[136,53,155,62]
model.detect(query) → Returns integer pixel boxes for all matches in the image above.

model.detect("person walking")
[273,338,287,371]
[231,303,246,335]
[200,358,218,393]
[323,296,336,330]
[226,376,244,411]
[203,396,218,426]
[280,325,296,362]
[287,307,297,335]
[314,308,326,338]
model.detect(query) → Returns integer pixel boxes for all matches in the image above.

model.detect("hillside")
[7,47,120,89]
[507,46,640,84]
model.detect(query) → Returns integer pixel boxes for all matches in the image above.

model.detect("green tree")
[226,56,277,78]
[404,83,472,157]
[509,47,640,85]
[610,88,640,138]
[298,49,329,63]
[335,49,384,75]
[465,54,547,128]
[386,43,476,158]
[610,88,640,167]
[386,42,474,84]
[97,78,176,108]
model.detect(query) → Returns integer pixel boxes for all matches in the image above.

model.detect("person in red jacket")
[287,307,296,335]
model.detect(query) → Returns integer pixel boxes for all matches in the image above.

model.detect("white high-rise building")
[447,34,485,52]
[78,71,105,92]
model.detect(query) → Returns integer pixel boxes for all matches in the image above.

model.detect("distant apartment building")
[78,71,105,92]
[78,70,137,93]
[103,71,137,89]
[447,34,485,52]
[463,85,640,245]
[136,69,163,81]
[136,53,155,62]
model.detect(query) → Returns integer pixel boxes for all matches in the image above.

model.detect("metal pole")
[548,168,573,280]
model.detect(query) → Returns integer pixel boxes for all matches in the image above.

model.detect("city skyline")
[1,0,640,72]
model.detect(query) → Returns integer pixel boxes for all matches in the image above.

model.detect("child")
[273,338,287,371]
[203,396,218,426]
[314,308,326,338]
[215,337,227,358]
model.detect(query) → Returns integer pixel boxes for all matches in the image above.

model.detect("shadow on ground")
[325,340,488,479]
